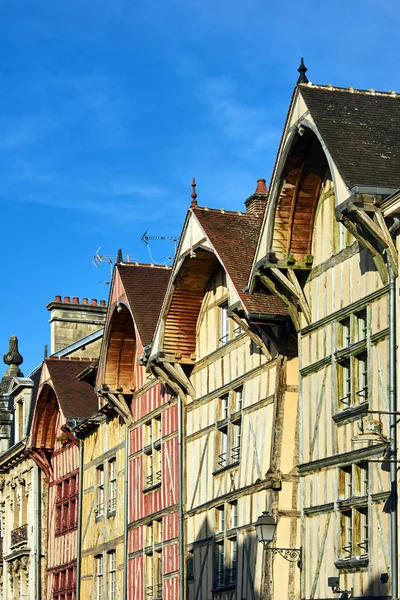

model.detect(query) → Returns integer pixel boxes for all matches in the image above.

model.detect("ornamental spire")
[297,58,308,84]
[0,336,24,392]
[191,177,198,208]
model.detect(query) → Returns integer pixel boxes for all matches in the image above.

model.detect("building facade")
[252,75,400,598]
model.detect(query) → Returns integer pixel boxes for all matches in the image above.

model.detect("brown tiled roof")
[193,207,288,316]
[117,264,171,346]
[45,358,98,419]
[299,84,400,189]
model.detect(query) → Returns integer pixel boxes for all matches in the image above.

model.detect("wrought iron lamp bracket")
[270,547,301,563]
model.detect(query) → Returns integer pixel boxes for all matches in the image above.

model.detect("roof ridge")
[118,263,172,269]
[299,82,399,98]
[193,206,256,216]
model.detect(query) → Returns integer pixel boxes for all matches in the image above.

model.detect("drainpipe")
[389,268,398,600]
[123,424,129,600]
[178,395,185,599]
[76,438,84,600]
[35,464,41,600]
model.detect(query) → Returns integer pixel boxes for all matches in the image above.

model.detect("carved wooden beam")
[338,214,388,285]
[286,268,311,325]
[228,311,273,358]
[106,393,133,425]
[151,365,186,400]
[373,210,398,276]
[259,274,301,331]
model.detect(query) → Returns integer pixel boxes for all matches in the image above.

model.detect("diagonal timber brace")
[106,392,134,425]
[228,309,275,357]
[258,273,301,331]
[336,200,398,282]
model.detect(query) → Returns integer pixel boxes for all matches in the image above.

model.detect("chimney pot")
[73,297,79,304]
[55,295,62,302]
[100,300,106,307]
[64,296,70,303]
[91,299,98,306]
[82,298,88,305]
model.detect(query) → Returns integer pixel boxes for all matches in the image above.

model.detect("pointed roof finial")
[191,177,198,208]
[297,58,308,84]
[0,336,24,391]
[116,248,123,264]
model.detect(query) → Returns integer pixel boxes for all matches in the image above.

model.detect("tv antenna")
[141,231,178,264]
[92,247,137,278]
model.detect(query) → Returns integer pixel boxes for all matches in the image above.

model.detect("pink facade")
[27,358,98,600]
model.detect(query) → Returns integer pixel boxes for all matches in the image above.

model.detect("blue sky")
[1,0,399,374]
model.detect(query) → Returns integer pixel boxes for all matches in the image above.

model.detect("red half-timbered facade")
[27,357,98,600]
[94,263,178,600]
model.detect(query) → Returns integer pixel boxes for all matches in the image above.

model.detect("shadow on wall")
[186,514,263,600]
[302,572,390,600]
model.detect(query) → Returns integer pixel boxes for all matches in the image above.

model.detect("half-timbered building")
[149,182,300,600]
[27,357,99,600]
[75,262,172,600]
[251,66,400,599]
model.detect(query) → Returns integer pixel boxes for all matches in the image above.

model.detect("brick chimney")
[245,179,268,217]
[46,296,107,353]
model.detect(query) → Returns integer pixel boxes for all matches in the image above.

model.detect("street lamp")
[255,511,301,566]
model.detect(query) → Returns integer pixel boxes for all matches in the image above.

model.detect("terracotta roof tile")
[299,84,400,189]
[45,358,98,419]
[193,207,288,316]
[117,264,171,346]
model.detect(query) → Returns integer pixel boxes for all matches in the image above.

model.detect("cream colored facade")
[78,411,126,600]
[150,204,300,600]
[252,83,400,599]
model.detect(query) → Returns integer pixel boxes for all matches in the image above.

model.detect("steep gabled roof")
[193,206,287,316]
[116,264,171,347]
[299,84,400,190]
[45,357,98,419]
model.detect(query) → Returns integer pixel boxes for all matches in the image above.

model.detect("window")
[108,551,116,600]
[219,302,230,346]
[108,459,117,513]
[216,389,243,470]
[214,502,238,590]
[96,465,105,517]
[55,474,78,534]
[337,462,369,561]
[53,565,76,600]
[145,521,163,599]
[337,309,369,410]
[15,399,24,442]
[186,550,194,581]
[143,415,162,490]
[96,555,104,600]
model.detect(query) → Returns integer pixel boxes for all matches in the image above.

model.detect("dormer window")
[14,399,24,443]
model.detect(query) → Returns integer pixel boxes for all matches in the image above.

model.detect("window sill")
[212,583,236,593]
[143,482,162,494]
[95,513,105,522]
[107,510,116,518]
[212,461,239,476]
[333,401,369,424]
[335,556,368,571]
[55,525,78,537]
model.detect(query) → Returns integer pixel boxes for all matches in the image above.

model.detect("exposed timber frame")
[335,197,399,284]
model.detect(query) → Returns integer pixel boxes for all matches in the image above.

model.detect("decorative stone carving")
[20,556,29,572]
[17,471,26,486]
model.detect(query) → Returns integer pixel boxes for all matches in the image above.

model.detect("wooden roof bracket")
[150,363,187,401]
[335,199,398,284]
[105,392,133,425]
[258,272,301,331]
[227,304,276,357]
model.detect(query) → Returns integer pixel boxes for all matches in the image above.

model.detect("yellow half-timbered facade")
[150,183,301,600]
[252,74,400,599]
